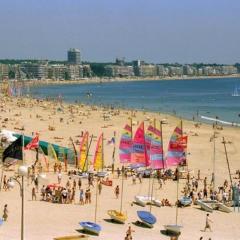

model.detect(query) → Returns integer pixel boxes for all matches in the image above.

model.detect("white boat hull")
[152,199,161,207]
[196,200,213,213]
[164,224,182,234]
[135,196,159,207]
[216,202,232,213]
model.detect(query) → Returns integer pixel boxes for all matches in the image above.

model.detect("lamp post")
[8,166,48,240]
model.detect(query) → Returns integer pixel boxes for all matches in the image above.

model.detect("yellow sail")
[47,143,59,168]
[93,133,103,171]
[79,131,89,171]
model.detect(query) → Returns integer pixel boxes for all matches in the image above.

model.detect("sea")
[26,77,240,125]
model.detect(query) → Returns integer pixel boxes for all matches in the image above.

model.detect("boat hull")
[164,224,182,234]
[107,210,127,224]
[216,202,232,213]
[180,196,192,206]
[196,200,213,213]
[137,211,156,228]
[134,196,156,207]
[79,222,101,235]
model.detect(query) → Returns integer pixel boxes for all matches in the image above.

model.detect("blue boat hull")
[180,197,192,206]
[137,211,156,228]
[79,222,101,235]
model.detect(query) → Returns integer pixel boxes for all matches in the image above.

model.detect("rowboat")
[216,202,232,213]
[164,224,183,234]
[79,221,101,235]
[107,210,127,224]
[134,195,155,207]
[179,196,192,206]
[196,200,213,213]
[137,211,156,228]
[152,199,161,207]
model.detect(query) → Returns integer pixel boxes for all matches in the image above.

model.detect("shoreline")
[4,74,240,87]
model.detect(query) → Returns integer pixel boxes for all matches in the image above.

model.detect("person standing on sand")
[32,187,37,201]
[115,185,120,199]
[203,213,213,232]
[125,226,134,240]
[2,204,8,221]
[98,181,102,195]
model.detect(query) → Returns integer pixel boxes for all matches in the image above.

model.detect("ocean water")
[27,77,240,124]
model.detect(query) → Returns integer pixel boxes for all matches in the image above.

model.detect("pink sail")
[150,126,165,169]
[166,122,185,166]
[146,124,165,169]
[132,122,149,167]
[119,120,132,163]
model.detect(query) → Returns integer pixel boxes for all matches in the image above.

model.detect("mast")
[175,121,181,225]
[222,137,233,188]
[176,166,179,225]
[102,133,104,171]
[83,134,93,172]
[120,165,124,213]
[120,118,132,213]
[212,128,216,191]
[94,178,98,223]
[160,121,164,170]
[149,119,156,213]
[70,137,78,169]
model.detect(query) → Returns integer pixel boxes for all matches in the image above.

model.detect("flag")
[107,136,115,145]
[25,134,39,150]
[2,136,23,163]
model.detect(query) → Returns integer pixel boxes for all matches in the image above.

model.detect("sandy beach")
[0,96,240,240]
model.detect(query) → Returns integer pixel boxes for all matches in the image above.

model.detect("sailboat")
[131,122,157,228]
[108,119,132,224]
[133,122,152,206]
[78,132,93,178]
[232,86,240,97]
[164,121,186,235]
[93,133,108,177]
[135,121,164,207]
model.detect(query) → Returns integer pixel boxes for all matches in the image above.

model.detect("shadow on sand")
[75,229,99,236]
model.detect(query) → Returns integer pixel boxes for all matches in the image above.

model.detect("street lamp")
[8,165,27,240]
[8,166,48,240]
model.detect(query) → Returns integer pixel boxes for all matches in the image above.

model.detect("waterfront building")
[104,65,134,77]
[82,65,92,78]
[132,60,145,76]
[0,64,9,80]
[221,65,238,75]
[21,62,47,79]
[138,64,158,77]
[67,48,81,65]
[157,65,168,76]
[168,66,183,76]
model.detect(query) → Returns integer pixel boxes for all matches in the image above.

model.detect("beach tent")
[13,134,75,164]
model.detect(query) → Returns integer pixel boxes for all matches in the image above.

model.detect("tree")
[8,70,15,79]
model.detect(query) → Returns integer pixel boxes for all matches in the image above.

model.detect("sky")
[0,0,239,64]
